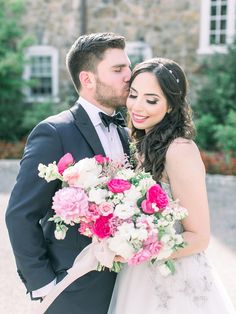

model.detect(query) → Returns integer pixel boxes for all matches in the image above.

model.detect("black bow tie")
[99,112,126,129]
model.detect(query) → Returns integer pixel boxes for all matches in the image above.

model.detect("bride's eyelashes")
[128,93,137,99]
[146,99,158,105]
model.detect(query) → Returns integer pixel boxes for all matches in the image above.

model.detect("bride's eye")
[147,99,158,105]
[128,93,137,99]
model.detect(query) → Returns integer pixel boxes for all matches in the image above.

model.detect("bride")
[108,58,236,314]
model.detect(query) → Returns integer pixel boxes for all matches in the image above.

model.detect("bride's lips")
[131,113,148,124]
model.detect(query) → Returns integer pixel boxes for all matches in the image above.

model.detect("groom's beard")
[94,77,129,109]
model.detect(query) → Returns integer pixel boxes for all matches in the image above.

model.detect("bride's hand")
[114,255,127,263]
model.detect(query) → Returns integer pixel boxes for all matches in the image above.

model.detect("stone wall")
[23,0,201,97]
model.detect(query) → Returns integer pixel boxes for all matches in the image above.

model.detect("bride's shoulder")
[166,137,201,163]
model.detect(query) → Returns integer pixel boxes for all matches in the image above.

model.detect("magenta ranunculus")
[107,179,131,193]
[52,187,88,222]
[57,153,74,175]
[93,214,113,239]
[147,184,169,210]
[94,155,110,164]
[141,199,155,214]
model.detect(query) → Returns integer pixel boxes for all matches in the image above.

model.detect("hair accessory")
[159,64,180,84]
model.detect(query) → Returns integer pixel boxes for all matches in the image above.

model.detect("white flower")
[54,225,68,240]
[158,263,172,277]
[88,188,108,205]
[63,158,103,189]
[155,247,173,260]
[116,168,135,180]
[130,228,148,241]
[123,185,142,203]
[108,235,135,259]
[114,203,136,219]
[174,234,184,245]
[117,222,135,239]
[38,162,60,182]
[160,234,171,244]
[137,177,156,192]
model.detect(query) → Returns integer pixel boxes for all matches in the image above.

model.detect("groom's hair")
[66,32,126,93]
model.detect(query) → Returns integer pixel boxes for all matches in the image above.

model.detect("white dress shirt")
[32,96,126,298]
[79,96,125,161]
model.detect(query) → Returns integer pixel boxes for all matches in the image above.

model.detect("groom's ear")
[79,71,96,90]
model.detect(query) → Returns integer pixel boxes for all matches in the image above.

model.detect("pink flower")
[128,249,152,265]
[93,214,113,239]
[94,155,110,164]
[108,179,131,193]
[52,187,88,222]
[63,168,80,187]
[79,221,93,237]
[147,184,169,210]
[57,153,74,175]
[141,199,155,214]
[144,235,162,255]
[99,202,113,215]
[128,235,162,265]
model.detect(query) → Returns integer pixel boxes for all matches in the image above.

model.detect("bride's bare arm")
[165,139,210,259]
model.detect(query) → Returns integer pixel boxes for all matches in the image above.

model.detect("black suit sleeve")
[5,121,64,291]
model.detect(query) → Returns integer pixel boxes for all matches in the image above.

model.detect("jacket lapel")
[70,103,106,156]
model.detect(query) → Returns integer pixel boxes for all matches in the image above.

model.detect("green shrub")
[195,114,217,151]
[194,41,236,152]
[214,110,236,156]
[0,0,33,141]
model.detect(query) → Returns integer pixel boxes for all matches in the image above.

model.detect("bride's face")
[126,72,169,133]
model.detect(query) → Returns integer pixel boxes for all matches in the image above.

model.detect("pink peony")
[128,249,152,265]
[57,153,74,175]
[141,199,155,214]
[147,184,169,210]
[52,187,88,222]
[144,235,162,255]
[93,214,113,239]
[94,155,110,164]
[107,179,131,193]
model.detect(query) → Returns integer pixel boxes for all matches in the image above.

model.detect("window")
[126,41,152,68]
[24,46,59,102]
[198,0,236,54]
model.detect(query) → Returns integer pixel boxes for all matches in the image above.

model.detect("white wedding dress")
[108,183,236,314]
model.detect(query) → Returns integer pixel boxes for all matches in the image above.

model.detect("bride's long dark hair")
[130,58,195,181]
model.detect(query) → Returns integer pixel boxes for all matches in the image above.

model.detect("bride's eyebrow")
[130,87,137,92]
[144,93,159,97]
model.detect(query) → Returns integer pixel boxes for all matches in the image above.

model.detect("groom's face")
[94,48,131,109]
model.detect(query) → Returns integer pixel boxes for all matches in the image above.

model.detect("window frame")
[126,41,152,67]
[24,45,59,102]
[198,0,236,54]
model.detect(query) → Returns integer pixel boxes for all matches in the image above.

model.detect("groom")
[5,32,131,313]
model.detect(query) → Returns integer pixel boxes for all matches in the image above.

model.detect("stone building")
[22,0,236,104]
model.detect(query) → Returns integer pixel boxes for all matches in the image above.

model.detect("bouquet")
[38,153,188,276]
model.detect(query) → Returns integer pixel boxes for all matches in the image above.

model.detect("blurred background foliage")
[193,42,236,174]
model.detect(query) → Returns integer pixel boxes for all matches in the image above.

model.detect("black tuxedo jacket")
[5,103,130,314]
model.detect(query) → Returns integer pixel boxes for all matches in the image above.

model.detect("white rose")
[108,236,134,259]
[114,203,136,219]
[88,188,108,204]
[123,186,142,203]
